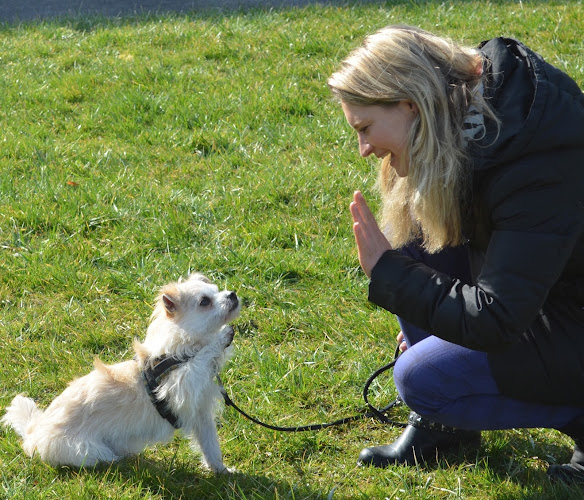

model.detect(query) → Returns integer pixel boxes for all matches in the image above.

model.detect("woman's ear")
[405,100,419,116]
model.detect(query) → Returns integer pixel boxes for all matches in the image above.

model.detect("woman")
[328,25,584,483]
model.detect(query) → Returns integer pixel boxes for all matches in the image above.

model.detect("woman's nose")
[358,136,373,157]
[359,141,373,158]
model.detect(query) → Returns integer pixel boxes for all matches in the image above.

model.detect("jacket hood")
[473,37,584,170]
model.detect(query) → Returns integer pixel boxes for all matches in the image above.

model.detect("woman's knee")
[393,337,497,421]
[393,348,444,416]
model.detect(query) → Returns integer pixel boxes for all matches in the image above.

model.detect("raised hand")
[349,190,392,277]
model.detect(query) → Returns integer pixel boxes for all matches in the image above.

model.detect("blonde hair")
[328,25,499,252]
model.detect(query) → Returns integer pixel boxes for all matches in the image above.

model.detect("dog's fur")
[1,273,240,472]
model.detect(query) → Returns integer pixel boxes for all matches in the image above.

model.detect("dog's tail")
[1,395,41,438]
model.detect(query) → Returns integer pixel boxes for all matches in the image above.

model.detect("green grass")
[1,0,583,498]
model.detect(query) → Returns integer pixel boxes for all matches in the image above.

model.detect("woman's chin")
[390,159,408,177]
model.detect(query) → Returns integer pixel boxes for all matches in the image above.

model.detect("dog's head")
[149,273,241,346]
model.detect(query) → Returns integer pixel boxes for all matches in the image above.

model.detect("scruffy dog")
[2,273,240,473]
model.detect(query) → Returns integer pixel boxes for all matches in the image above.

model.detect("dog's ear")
[162,293,177,314]
[160,284,180,317]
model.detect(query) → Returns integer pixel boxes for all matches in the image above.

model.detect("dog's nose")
[227,292,239,312]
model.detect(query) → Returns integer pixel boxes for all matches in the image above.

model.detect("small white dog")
[2,273,240,473]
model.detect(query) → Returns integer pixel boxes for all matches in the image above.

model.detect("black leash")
[218,343,406,432]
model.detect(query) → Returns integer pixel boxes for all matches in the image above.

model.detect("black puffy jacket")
[368,38,584,406]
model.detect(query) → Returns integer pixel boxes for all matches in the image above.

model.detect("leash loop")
[218,342,406,432]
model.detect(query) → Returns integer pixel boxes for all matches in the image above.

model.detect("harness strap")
[141,356,187,429]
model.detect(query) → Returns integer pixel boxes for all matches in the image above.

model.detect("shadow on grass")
[8,426,584,499]
[0,0,571,27]
[56,455,325,500]
[363,430,584,500]
[445,432,584,500]
[485,436,584,500]
[0,0,391,25]
[482,463,584,500]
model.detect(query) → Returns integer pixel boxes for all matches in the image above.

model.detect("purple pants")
[393,243,584,431]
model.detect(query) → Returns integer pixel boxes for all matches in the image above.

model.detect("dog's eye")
[199,296,211,307]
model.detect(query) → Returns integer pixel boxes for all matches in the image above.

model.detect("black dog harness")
[141,356,189,429]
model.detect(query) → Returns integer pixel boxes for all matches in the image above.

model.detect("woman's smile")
[341,100,418,177]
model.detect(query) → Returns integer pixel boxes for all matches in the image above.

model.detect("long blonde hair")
[328,25,498,252]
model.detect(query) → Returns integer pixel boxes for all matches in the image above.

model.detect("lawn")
[1,0,583,498]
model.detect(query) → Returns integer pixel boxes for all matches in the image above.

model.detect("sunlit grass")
[1,1,583,498]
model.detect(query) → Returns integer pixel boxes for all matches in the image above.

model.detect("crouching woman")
[328,24,584,483]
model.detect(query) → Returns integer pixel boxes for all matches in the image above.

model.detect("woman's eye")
[200,297,211,306]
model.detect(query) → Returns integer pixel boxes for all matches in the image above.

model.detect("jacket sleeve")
[368,153,584,351]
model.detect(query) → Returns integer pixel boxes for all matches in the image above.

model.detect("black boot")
[547,416,584,484]
[547,443,584,484]
[358,411,481,467]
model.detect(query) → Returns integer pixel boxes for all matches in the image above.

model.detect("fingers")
[350,192,378,246]
[351,220,371,277]
[350,191,392,251]
[350,190,393,277]
[350,190,377,227]
[397,331,408,352]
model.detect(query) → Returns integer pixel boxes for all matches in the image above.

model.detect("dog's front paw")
[215,465,236,475]
[205,460,235,474]
[222,325,235,348]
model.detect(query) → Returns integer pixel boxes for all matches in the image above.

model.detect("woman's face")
[341,100,418,177]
